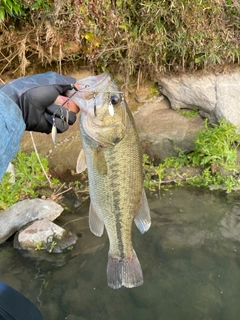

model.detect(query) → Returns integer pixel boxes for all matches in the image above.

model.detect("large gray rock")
[134,96,204,161]
[158,69,240,128]
[0,199,63,243]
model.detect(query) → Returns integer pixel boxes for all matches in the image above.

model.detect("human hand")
[0,72,80,134]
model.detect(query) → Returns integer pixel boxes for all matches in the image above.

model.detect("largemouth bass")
[69,74,151,289]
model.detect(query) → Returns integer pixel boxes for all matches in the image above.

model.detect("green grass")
[0,151,59,210]
[0,1,239,77]
[143,118,240,193]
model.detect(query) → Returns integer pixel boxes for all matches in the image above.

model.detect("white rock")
[14,218,78,252]
[0,199,63,243]
[158,70,240,128]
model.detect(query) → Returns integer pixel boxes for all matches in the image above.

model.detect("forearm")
[0,92,25,180]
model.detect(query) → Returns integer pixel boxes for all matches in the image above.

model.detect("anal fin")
[134,189,151,234]
[89,202,104,237]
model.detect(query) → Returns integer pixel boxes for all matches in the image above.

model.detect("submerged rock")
[0,199,63,243]
[13,218,78,253]
[219,205,240,241]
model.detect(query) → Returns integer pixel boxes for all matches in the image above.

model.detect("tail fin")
[107,250,143,289]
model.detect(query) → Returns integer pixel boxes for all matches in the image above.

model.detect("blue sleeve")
[0,281,43,319]
[0,91,26,180]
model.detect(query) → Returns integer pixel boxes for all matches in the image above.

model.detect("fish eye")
[110,95,119,105]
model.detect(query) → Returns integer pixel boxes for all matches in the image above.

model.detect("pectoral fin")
[134,189,151,234]
[93,149,107,175]
[89,201,104,237]
[76,149,87,173]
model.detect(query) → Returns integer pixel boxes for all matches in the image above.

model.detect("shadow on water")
[1,186,240,319]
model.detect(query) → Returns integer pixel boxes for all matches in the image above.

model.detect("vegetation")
[0,151,59,210]
[143,119,240,193]
[0,0,239,80]
[0,0,23,20]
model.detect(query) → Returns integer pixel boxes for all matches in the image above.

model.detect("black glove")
[19,84,76,133]
[0,72,77,133]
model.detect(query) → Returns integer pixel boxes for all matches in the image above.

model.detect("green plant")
[35,241,43,251]
[154,163,165,190]
[143,118,240,193]
[0,0,23,20]
[181,108,199,119]
[1,0,240,76]
[191,119,240,170]
[48,241,57,253]
[30,0,51,12]
[0,151,59,210]
[0,0,52,20]
[142,154,156,191]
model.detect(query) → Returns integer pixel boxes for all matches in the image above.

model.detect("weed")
[191,119,240,170]
[0,151,59,210]
[142,154,156,191]
[0,1,239,76]
[48,241,57,253]
[0,0,23,20]
[143,118,240,193]
[180,108,199,119]
[35,241,43,251]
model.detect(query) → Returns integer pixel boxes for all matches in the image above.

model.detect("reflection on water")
[1,187,240,319]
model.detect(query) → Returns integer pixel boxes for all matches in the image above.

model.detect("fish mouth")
[78,73,111,92]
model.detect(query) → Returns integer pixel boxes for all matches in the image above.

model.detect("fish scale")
[72,74,151,289]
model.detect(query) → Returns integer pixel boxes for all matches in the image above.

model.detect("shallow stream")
[1,186,240,320]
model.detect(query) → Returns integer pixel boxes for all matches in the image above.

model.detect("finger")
[44,112,70,133]
[55,84,75,95]
[55,95,80,114]
[45,103,77,125]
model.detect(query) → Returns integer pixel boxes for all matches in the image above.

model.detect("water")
[1,187,240,320]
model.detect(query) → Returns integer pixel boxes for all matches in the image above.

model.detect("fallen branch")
[29,131,52,187]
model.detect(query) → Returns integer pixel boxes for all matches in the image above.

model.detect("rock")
[21,129,82,181]
[61,280,94,314]
[134,96,204,161]
[13,218,78,252]
[158,69,240,128]
[16,249,68,266]
[0,199,63,243]
[39,302,65,320]
[219,205,240,241]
